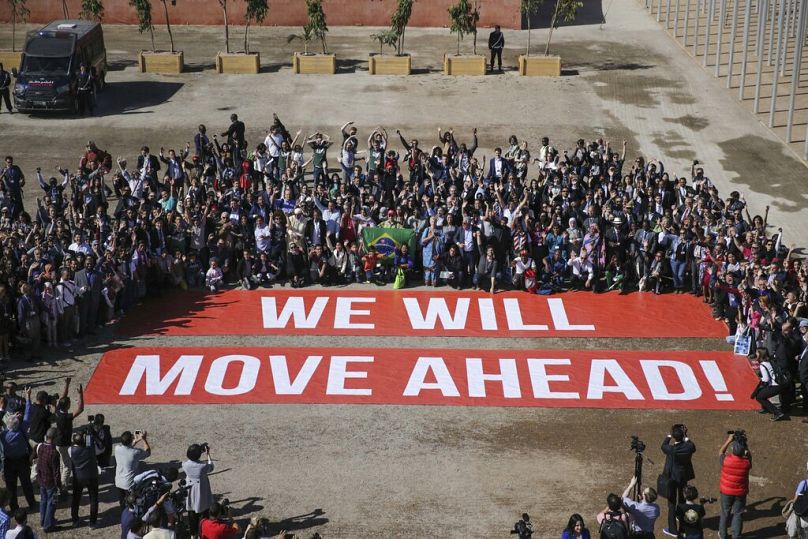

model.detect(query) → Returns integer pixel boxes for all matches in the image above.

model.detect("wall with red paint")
[0,0,520,29]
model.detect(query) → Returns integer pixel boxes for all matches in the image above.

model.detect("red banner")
[85,348,758,410]
[117,290,727,338]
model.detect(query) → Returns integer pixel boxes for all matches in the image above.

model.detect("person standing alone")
[660,424,696,537]
[488,25,504,72]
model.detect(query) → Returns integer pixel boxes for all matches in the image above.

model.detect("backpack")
[770,362,792,386]
[599,512,628,539]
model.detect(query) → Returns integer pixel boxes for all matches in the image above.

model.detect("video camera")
[510,513,533,539]
[727,429,747,447]
[630,435,646,454]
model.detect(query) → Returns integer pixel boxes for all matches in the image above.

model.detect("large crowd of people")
[0,114,808,536]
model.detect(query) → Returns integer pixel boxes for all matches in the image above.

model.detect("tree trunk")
[472,30,477,55]
[456,33,460,55]
[244,22,250,54]
[399,27,405,55]
[304,40,308,55]
[526,12,532,56]
[149,26,155,51]
[322,35,328,55]
[222,0,230,54]
[162,0,175,53]
[63,1,69,18]
[545,0,561,56]
[12,11,16,53]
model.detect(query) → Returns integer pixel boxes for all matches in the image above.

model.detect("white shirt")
[513,257,535,276]
[264,133,284,158]
[6,526,38,539]
[254,224,271,252]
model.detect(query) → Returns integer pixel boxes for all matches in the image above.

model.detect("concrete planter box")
[215,52,260,74]
[0,51,22,71]
[443,54,486,76]
[518,55,561,76]
[293,53,336,74]
[368,54,411,75]
[138,51,184,74]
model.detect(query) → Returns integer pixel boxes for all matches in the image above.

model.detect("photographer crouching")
[200,501,240,539]
[718,430,751,539]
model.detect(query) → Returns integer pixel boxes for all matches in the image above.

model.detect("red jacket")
[720,454,752,496]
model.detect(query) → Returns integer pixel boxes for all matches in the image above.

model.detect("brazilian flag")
[361,227,417,265]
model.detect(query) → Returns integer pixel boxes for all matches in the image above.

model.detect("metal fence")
[643,0,808,160]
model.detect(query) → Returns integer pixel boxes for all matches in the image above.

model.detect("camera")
[510,513,533,538]
[46,393,59,407]
[630,435,646,453]
[727,429,747,447]
[700,496,718,504]
[250,516,272,535]
[200,442,210,452]
[87,414,95,423]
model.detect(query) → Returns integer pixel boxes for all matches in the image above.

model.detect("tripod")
[632,450,644,500]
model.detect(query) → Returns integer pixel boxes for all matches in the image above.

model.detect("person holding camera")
[68,431,99,528]
[115,431,151,507]
[718,432,751,539]
[0,387,36,513]
[621,476,660,539]
[786,461,808,539]
[660,425,696,537]
[87,414,113,468]
[182,443,214,539]
[34,427,60,532]
[200,501,240,539]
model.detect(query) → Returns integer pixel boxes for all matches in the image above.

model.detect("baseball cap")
[799,320,808,330]
[387,210,395,217]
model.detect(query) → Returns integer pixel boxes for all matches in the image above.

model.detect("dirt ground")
[1,0,807,537]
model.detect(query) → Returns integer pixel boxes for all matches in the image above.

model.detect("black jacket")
[661,437,696,484]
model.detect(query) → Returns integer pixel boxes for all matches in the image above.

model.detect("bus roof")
[39,20,101,40]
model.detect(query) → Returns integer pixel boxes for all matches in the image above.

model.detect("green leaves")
[245,0,269,24]
[448,0,479,54]
[552,0,583,27]
[370,29,398,54]
[129,0,153,35]
[304,0,328,54]
[79,0,104,20]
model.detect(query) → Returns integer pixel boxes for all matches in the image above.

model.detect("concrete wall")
[0,0,520,29]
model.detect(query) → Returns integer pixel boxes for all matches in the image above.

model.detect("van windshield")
[21,55,71,75]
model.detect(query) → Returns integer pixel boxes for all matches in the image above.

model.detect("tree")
[79,0,105,20]
[448,0,480,56]
[521,0,542,56]
[8,0,30,52]
[218,0,230,54]
[244,0,269,54]
[159,0,177,54]
[370,30,398,55]
[62,0,70,18]
[286,26,313,55]
[545,0,583,56]
[305,0,329,55]
[390,0,413,56]
[130,0,155,51]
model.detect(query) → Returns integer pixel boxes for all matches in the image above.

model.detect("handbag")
[794,483,808,517]
[393,268,406,290]
[656,473,671,499]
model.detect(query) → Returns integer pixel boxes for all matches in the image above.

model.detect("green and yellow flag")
[361,227,416,264]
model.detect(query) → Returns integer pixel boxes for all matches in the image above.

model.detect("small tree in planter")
[391,0,413,56]
[370,30,398,56]
[521,0,542,57]
[8,0,30,53]
[159,0,177,54]
[290,0,333,74]
[130,0,155,51]
[286,26,314,55]
[545,0,583,55]
[218,0,231,54]
[446,0,484,75]
[79,0,105,20]
[244,0,269,54]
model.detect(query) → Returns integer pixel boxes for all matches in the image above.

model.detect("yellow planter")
[368,54,411,75]
[443,54,486,76]
[215,52,260,74]
[293,53,336,74]
[0,51,22,71]
[138,51,184,74]
[518,55,561,77]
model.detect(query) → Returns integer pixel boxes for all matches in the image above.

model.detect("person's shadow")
[702,496,786,538]
[268,508,329,536]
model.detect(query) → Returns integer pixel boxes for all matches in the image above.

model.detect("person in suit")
[304,209,329,251]
[74,256,103,335]
[660,424,696,536]
[0,63,13,113]
[136,146,161,193]
[487,25,504,72]
[221,113,246,151]
[486,148,511,184]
